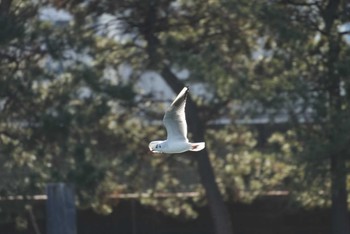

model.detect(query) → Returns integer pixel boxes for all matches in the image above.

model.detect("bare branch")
[340,30,350,35]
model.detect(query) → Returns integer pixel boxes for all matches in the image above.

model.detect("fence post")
[46,183,77,234]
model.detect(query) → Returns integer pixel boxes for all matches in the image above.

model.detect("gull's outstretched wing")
[163,87,189,142]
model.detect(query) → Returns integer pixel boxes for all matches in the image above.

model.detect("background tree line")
[0,0,350,234]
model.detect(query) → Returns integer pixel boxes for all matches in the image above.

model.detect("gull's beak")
[149,142,157,153]
[150,149,162,154]
[149,147,156,153]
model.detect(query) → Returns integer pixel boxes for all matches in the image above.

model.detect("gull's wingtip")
[180,86,189,94]
[170,86,189,107]
[179,86,189,98]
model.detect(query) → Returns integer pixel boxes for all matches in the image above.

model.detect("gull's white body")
[149,87,205,154]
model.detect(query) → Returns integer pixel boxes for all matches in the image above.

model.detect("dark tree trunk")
[161,66,233,234]
[322,0,350,232]
[0,0,12,14]
[331,153,350,234]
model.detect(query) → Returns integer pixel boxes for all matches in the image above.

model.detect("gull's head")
[149,141,164,153]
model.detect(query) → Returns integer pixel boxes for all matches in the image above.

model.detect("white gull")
[149,86,205,154]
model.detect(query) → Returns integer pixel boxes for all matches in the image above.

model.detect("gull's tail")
[190,142,205,152]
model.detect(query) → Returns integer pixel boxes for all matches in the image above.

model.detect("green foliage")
[253,0,350,211]
[3,0,350,229]
[0,0,280,219]
[208,126,293,203]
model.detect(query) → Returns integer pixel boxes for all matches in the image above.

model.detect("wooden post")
[46,183,77,234]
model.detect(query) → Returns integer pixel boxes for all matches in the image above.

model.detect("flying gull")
[149,87,205,154]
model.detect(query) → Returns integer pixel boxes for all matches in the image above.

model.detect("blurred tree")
[0,0,151,217]
[46,1,292,234]
[0,0,296,233]
[253,1,350,233]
